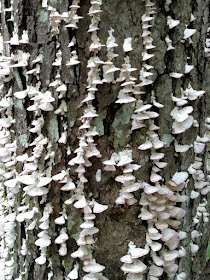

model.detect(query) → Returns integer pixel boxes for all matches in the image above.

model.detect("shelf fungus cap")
[60,180,76,191]
[121,260,147,274]
[170,72,183,79]
[83,261,105,274]
[116,150,132,166]
[35,235,51,248]
[103,158,116,166]
[170,171,188,186]
[80,227,99,237]
[150,152,165,161]
[150,172,162,183]
[123,38,133,52]
[68,263,79,279]
[74,196,87,209]
[120,254,133,264]
[4,178,18,189]
[162,250,179,261]
[128,242,149,258]
[25,186,49,196]
[123,164,141,173]
[172,116,194,134]
[149,265,163,277]
[171,106,193,122]
[115,174,135,183]
[52,170,66,181]
[142,14,154,22]
[143,183,158,194]
[71,247,88,258]
[35,253,46,265]
[14,89,28,99]
[54,215,65,225]
[139,208,155,220]
[184,64,194,74]
[19,174,36,185]
[37,177,52,188]
[175,142,192,153]
[134,104,152,113]
[115,91,136,104]
[183,28,196,39]
[161,228,178,242]
[38,102,54,111]
[93,201,108,213]
[55,230,69,244]
[167,16,180,29]
[80,220,94,229]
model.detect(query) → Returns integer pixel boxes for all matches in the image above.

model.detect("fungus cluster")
[131,0,158,131]
[139,0,156,88]
[102,28,119,83]
[170,83,204,134]
[48,1,82,35]
[188,134,209,198]
[205,27,210,57]
[115,44,139,105]
[35,203,53,264]
[137,172,189,278]
[66,1,109,278]
[0,54,18,279]
[103,150,141,205]
[120,241,149,280]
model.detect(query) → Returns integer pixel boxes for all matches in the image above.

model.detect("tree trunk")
[0,0,209,280]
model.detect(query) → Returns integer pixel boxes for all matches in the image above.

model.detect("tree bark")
[0,0,209,280]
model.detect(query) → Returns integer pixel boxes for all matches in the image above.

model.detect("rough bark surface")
[0,0,209,280]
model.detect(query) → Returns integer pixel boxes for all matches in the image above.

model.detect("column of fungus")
[66,1,108,279]
[0,99,17,280]
[115,38,138,105]
[120,241,149,280]
[0,45,19,279]
[47,3,83,260]
[136,1,187,278]
[106,37,145,204]
[0,6,18,277]
[0,172,4,278]
[185,118,210,258]
[103,150,141,206]
[205,118,210,189]
[139,0,156,88]
[139,172,188,279]
[34,203,53,265]
[205,27,210,57]
[16,139,55,264]
[50,170,72,258]
[165,14,180,52]
[102,28,119,84]
[170,74,206,269]
[138,45,190,278]
[10,22,57,264]
[62,0,82,30]
[46,3,72,259]
[135,6,190,270]
[131,0,156,132]
[118,1,165,278]
[138,95,165,185]
[188,134,209,200]
[190,199,208,257]
[57,0,82,143]
[170,94,195,135]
